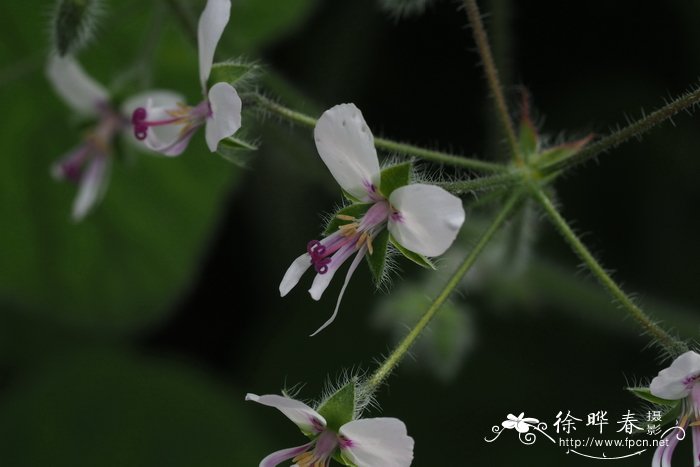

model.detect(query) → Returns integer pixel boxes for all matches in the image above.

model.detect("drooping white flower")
[129,0,241,156]
[648,350,700,467]
[246,393,414,467]
[280,103,465,335]
[47,54,123,221]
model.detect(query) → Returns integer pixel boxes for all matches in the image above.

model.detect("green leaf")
[208,61,260,89]
[379,162,411,198]
[324,203,372,236]
[627,387,680,406]
[0,349,269,467]
[365,229,390,284]
[390,235,436,270]
[217,136,258,167]
[316,380,356,432]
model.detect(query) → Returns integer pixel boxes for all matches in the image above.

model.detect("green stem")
[251,93,507,173]
[541,84,700,173]
[463,0,521,165]
[364,191,521,393]
[531,188,687,356]
[438,171,522,194]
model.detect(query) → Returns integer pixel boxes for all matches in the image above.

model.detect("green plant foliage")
[0,349,269,467]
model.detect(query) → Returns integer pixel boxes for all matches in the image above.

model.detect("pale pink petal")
[72,153,110,221]
[310,247,366,336]
[245,393,326,434]
[339,418,414,467]
[388,183,465,257]
[197,0,231,89]
[651,351,700,400]
[259,443,312,467]
[47,55,108,116]
[314,104,380,201]
[205,82,242,152]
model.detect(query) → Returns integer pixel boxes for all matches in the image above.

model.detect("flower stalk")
[463,0,521,165]
[531,187,687,356]
[364,190,522,393]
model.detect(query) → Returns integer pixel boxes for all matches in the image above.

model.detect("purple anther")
[306,239,326,259]
[132,107,147,124]
[313,256,331,274]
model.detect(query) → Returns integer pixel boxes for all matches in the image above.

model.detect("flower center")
[132,100,211,141]
[293,429,338,467]
[307,201,392,274]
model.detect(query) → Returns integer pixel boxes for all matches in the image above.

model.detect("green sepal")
[53,0,99,55]
[334,452,354,466]
[216,136,258,167]
[316,382,355,433]
[324,203,372,236]
[658,403,683,427]
[518,119,539,158]
[342,189,363,204]
[535,135,593,166]
[366,229,390,285]
[208,60,260,89]
[627,387,680,407]
[390,235,435,270]
[379,162,412,198]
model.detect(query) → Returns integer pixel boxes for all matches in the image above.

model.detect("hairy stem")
[541,84,700,173]
[438,171,522,194]
[532,188,687,356]
[252,93,507,172]
[463,0,521,164]
[364,192,521,393]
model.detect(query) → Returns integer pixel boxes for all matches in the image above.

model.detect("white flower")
[245,393,414,467]
[280,103,466,335]
[649,350,700,467]
[47,54,122,221]
[129,0,241,156]
[501,413,539,433]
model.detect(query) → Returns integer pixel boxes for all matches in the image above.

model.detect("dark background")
[1,0,699,465]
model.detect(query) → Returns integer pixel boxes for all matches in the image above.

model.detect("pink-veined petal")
[205,82,242,152]
[259,442,312,467]
[388,183,465,257]
[245,393,326,434]
[47,55,108,116]
[310,247,366,336]
[72,153,110,221]
[651,351,700,400]
[314,104,380,201]
[339,418,414,467]
[197,0,231,89]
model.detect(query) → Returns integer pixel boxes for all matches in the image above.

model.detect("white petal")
[72,153,110,221]
[198,0,231,88]
[205,82,242,152]
[339,418,414,467]
[47,55,108,116]
[279,253,312,297]
[388,184,465,257]
[308,243,355,301]
[314,104,380,201]
[121,90,184,118]
[501,421,517,429]
[259,443,312,467]
[650,351,700,400]
[245,393,326,434]
[310,247,366,337]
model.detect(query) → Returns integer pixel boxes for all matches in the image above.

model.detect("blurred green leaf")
[228,0,320,52]
[0,349,269,467]
[217,135,258,166]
